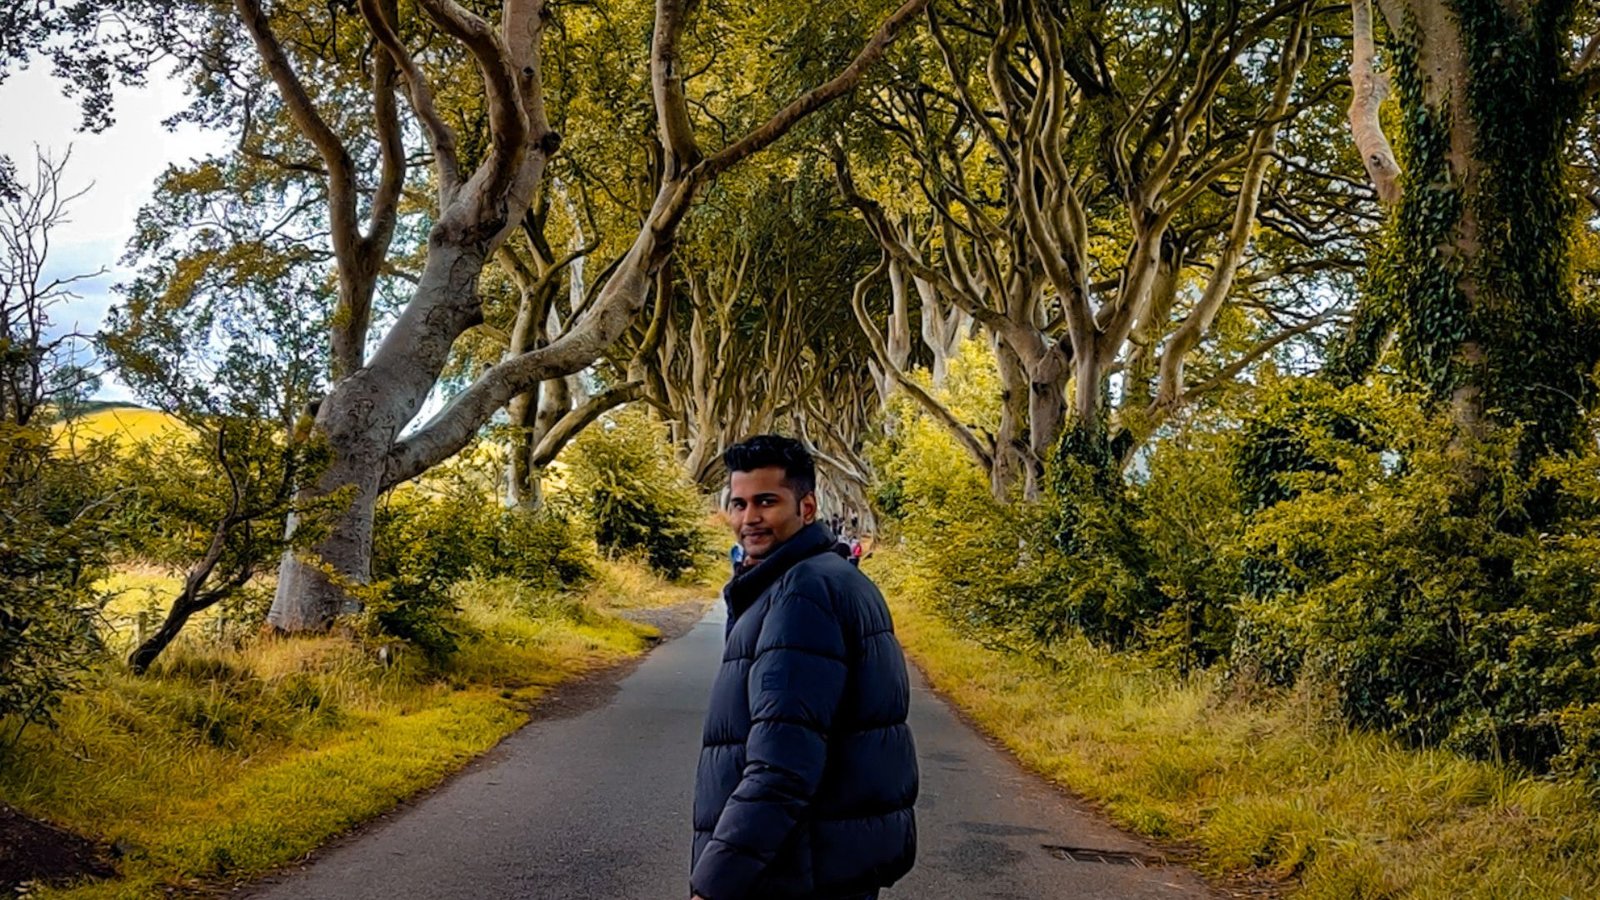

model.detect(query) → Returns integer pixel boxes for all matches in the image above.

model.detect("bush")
[564,408,710,579]
[366,489,479,658]
[1230,378,1600,775]
[485,506,596,591]
[868,360,1077,653]
[365,479,599,659]
[871,348,1244,667]
[0,425,112,730]
[105,422,319,651]
[872,352,1600,782]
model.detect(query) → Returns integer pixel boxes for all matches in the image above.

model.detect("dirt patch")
[615,598,715,641]
[0,803,116,893]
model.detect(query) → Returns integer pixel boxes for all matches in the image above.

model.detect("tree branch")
[358,0,462,201]
[851,255,994,472]
[1348,0,1401,204]
[693,0,932,182]
[417,0,530,209]
[235,0,360,268]
[527,381,645,470]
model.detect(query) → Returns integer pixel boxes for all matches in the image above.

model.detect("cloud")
[2,61,228,404]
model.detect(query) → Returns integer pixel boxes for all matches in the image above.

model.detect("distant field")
[52,405,190,445]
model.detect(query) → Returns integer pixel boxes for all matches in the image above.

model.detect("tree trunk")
[269,437,383,630]
[507,386,539,507]
[915,275,964,388]
[992,339,1028,499]
[1364,0,1591,456]
[1026,346,1070,498]
[258,0,933,632]
[129,614,190,675]
[269,245,485,631]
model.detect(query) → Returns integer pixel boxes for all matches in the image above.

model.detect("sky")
[0,62,227,403]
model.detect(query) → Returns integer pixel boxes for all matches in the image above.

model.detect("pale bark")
[1154,12,1309,411]
[852,257,996,477]
[874,258,915,408]
[1381,0,1483,434]
[916,273,967,387]
[1349,0,1402,205]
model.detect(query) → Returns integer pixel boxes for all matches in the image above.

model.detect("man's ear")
[801,492,818,524]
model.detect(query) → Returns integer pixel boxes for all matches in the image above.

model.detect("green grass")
[869,549,1600,899]
[1,559,711,898]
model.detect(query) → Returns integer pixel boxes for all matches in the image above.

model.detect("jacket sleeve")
[689,589,847,900]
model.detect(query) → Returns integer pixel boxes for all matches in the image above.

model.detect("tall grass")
[1,559,711,898]
[872,549,1600,899]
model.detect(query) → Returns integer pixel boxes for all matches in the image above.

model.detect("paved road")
[250,604,1213,899]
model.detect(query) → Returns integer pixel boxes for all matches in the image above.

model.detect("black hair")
[723,434,816,499]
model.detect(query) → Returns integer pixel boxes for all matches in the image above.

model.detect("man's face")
[727,466,816,561]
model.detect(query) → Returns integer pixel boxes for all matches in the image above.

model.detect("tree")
[1,148,100,426]
[645,165,882,494]
[270,0,936,630]
[1338,0,1600,456]
[101,152,333,671]
[0,148,109,730]
[99,0,930,632]
[839,0,1368,495]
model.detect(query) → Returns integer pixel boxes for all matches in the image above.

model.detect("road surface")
[250,603,1214,899]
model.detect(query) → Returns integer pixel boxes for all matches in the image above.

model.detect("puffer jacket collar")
[724,521,835,615]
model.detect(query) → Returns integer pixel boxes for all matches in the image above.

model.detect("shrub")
[1126,426,1246,669]
[484,506,596,592]
[1230,378,1600,775]
[874,355,1600,782]
[366,486,496,658]
[564,408,710,579]
[105,421,321,658]
[364,479,600,659]
[869,361,1077,652]
[0,424,112,731]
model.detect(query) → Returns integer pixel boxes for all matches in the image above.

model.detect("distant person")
[693,435,917,900]
[729,541,746,576]
[832,530,853,561]
[848,536,863,567]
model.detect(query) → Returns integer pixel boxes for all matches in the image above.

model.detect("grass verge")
[1,559,711,898]
[870,549,1600,899]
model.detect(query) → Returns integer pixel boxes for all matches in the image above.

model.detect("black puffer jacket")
[691,523,918,900]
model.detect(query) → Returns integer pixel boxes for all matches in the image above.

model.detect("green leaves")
[563,408,712,579]
[0,424,114,733]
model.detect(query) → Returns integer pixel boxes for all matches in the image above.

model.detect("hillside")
[52,405,190,445]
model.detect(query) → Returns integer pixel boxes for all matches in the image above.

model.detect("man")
[692,435,918,900]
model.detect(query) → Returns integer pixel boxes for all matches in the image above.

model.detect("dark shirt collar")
[724,522,835,614]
